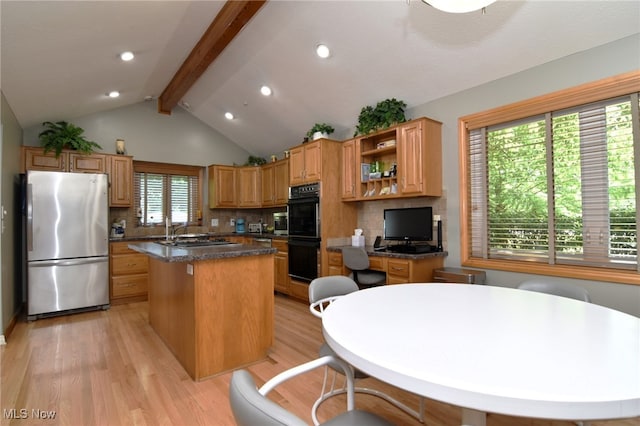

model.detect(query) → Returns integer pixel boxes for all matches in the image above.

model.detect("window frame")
[133,160,204,227]
[458,70,640,286]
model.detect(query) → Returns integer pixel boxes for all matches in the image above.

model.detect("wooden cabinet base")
[147,254,274,381]
[288,279,310,303]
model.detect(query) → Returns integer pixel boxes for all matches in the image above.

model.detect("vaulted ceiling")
[2,1,639,158]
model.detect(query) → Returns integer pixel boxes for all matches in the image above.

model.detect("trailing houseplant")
[354,98,407,136]
[306,123,335,140]
[39,121,102,158]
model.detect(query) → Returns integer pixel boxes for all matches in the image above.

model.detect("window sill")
[462,258,640,286]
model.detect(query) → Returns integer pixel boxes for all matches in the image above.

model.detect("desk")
[322,284,640,425]
[325,246,445,283]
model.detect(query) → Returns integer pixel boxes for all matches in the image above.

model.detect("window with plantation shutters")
[460,72,640,284]
[133,161,203,226]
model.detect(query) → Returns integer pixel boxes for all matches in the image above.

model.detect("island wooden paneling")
[147,253,274,380]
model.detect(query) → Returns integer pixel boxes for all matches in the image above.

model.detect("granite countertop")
[110,232,288,242]
[327,245,448,259]
[128,241,277,263]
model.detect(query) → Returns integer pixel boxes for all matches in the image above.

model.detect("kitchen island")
[129,241,277,380]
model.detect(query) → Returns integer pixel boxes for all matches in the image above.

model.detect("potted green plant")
[375,98,407,129]
[307,123,335,140]
[38,121,102,158]
[354,98,407,136]
[244,155,267,166]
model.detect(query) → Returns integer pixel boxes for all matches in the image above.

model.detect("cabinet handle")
[127,263,137,267]
[391,266,406,271]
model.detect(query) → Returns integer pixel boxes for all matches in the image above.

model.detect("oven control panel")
[289,182,320,199]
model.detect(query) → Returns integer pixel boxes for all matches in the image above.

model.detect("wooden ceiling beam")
[158,0,267,115]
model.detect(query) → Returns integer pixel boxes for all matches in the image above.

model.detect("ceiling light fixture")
[120,51,134,61]
[422,0,495,13]
[260,85,272,96]
[225,112,234,120]
[316,44,330,59]
[108,91,120,98]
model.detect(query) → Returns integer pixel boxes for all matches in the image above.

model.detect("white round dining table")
[321,283,640,426]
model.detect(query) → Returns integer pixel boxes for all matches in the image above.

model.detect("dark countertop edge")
[327,245,448,259]
[128,241,277,263]
[110,233,288,242]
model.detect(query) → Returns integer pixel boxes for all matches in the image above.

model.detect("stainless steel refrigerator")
[26,170,109,320]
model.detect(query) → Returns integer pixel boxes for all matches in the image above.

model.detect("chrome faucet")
[172,223,188,239]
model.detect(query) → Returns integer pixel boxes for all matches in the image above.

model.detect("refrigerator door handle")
[26,183,33,252]
[29,257,109,268]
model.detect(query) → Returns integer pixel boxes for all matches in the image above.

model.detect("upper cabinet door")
[289,146,306,186]
[209,165,237,208]
[398,121,424,195]
[273,160,289,205]
[22,147,67,172]
[303,141,321,183]
[237,166,261,208]
[108,155,133,207]
[68,153,107,173]
[341,139,358,199]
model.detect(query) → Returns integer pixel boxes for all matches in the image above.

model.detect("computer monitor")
[383,206,433,243]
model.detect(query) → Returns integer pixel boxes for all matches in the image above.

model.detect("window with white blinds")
[133,161,202,226]
[466,94,638,272]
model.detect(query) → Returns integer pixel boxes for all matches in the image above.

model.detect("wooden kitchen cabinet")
[22,147,133,207]
[107,155,133,207]
[272,239,290,294]
[397,119,441,196]
[22,146,106,173]
[110,241,148,304]
[341,138,358,200]
[327,251,344,276]
[261,159,289,206]
[237,166,261,208]
[208,165,237,208]
[327,248,444,285]
[208,164,263,209]
[289,140,322,185]
[346,117,442,201]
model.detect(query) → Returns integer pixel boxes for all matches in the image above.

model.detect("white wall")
[23,101,250,167]
[408,34,640,316]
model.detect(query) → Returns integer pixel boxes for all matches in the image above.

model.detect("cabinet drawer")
[112,274,148,297]
[387,259,410,278]
[272,239,288,253]
[328,251,342,266]
[112,254,148,275]
[110,241,139,255]
[368,256,386,271]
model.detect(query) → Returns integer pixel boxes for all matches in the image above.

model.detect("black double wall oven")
[288,182,320,283]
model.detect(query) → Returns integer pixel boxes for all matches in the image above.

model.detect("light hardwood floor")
[1,295,638,426]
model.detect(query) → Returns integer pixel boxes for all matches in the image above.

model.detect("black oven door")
[288,238,320,283]
[287,197,319,239]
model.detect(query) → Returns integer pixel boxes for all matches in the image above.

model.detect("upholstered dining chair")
[517,279,591,302]
[229,355,395,426]
[308,276,424,425]
[341,246,386,289]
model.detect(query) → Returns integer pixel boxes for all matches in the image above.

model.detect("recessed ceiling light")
[225,112,234,120]
[108,91,120,98]
[316,44,330,59]
[260,85,272,96]
[120,51,134,61]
